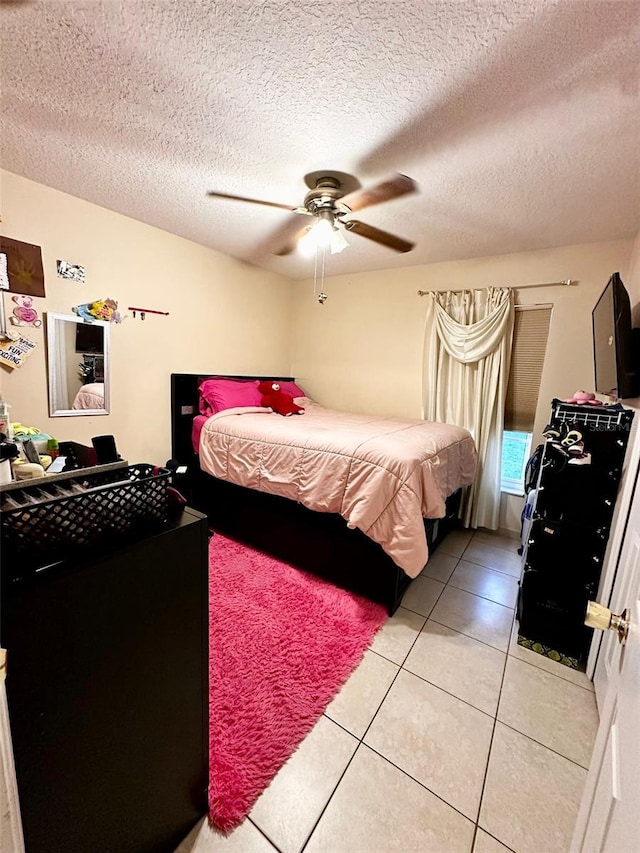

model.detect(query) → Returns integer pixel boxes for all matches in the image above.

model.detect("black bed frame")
[170,373,461,614]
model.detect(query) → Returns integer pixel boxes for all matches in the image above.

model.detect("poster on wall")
[57,259,85,283]
[0,236,46,297]
[0,333,38,370]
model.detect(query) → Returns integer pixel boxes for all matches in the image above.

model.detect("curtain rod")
[417,279,573,297]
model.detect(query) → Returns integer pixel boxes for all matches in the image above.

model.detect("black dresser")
[2,507,209,853]
[518,399,634,663]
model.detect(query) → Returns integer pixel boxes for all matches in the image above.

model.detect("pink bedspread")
[72,383,105,410]
[198,400,476,577]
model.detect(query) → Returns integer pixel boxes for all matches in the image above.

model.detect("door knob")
[585,601,630,645]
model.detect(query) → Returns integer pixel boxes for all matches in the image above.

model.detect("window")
[502,305,552,494]
[501,430,533,495]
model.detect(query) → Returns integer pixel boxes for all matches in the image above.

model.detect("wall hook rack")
[128,307,170,321]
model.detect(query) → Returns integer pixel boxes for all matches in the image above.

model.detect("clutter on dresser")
[0,398,18,484]
[0,434,19,485]
[11,425,56,476]
[517,398,634,668]
[1,425,123,482]
[0,397,12,437]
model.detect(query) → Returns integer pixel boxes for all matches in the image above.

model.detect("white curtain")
[423,287,514,529]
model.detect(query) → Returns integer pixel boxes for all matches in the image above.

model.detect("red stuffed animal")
[258,381,305,416]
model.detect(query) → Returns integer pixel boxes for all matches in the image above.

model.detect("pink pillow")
[199,378,263,415]
[276,381,307,399]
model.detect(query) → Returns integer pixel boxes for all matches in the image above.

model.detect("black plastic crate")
[1,464,170,570]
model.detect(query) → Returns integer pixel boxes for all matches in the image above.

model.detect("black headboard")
[170,373,296,465]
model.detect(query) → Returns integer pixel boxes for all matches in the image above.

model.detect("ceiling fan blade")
[339,173,417,213]
[273,221,313,256]
[248,213,311,260]
[342,220,414,253]
[206,190,298,212]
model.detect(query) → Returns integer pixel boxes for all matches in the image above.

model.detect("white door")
[570,464,640,852]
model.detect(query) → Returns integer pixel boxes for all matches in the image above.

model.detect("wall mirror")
[46,313,110,416]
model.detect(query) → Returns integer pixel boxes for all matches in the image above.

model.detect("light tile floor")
[176,529,598,853]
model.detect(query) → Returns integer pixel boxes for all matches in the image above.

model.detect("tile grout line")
[470,606,517,848]
[406,573,517,614]
[399,664,499,720]
[437,541,594,690]
[247,816,284,852]
[304,531,514,851]
[478,827,518,853]
[302,535,476,848]
[299,627,414,851]
[435,585,517,612]
[298,705,394,851]
[380,531,546,851]
[298,567,455,853]
[255,532,521,853]
[508,644,595,692]
[496,719,593,772]
[406,565,593,771]
[368,635,595,769]
[356,741,479,826]
[459,554,522,579]
[427,614,512,654]
[467,531,590,848]
[445,579,518,610]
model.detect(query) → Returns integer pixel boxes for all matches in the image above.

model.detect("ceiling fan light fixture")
[312,216,335,247]
[329,226,349,254]
[298,215,337,256]
[298,224,320,257]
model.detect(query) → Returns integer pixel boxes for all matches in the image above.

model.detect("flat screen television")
[592,272,639,400]
[75,322,104,354]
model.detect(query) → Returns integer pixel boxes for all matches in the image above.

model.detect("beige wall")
[0,171,293,465]
[291,238,634,531]
[292,238,632,436]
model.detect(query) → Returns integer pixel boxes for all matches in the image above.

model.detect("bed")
[72,382,105,410]
[171,374,476,613]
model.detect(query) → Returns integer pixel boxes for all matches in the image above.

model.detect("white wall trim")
[0,668,24,853]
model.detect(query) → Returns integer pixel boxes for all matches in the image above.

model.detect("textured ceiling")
[1,0,639,280]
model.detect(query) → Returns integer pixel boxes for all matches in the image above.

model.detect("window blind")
[504,305,552,432]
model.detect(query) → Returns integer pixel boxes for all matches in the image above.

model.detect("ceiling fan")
[206,171,418,257]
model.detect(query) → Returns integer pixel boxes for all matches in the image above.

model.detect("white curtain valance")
[433,296,512,364]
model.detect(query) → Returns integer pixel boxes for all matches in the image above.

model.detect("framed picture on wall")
[0,236,46,297]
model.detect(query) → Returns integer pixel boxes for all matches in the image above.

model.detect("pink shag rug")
[208,533,386,832]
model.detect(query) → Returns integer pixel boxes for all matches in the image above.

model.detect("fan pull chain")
[313,245,319,298]
[317,245,328,304]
